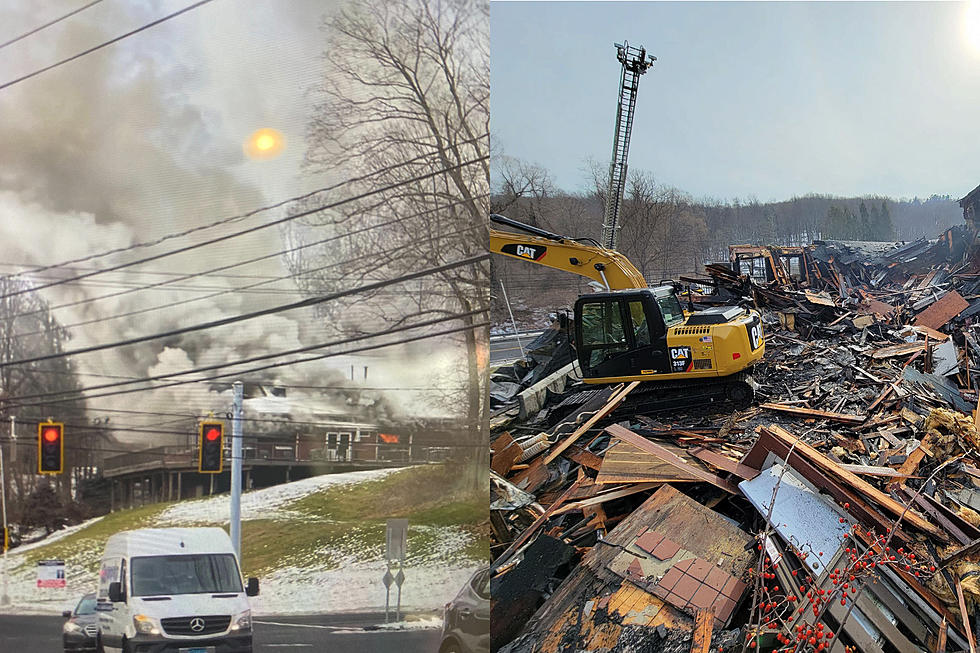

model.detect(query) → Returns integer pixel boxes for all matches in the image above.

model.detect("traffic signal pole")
[230,380,243,561]
[1,416,11,606]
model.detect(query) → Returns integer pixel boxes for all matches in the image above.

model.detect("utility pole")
[1,415,12,606]
[230,381,243,561]
[601,40,656,251]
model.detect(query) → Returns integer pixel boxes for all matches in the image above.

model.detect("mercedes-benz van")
[96,527,258,653]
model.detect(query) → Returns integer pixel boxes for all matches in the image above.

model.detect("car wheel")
[440,639,463,653]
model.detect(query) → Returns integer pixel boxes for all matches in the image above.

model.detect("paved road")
[490,331,542,364]
[0,613,442,652]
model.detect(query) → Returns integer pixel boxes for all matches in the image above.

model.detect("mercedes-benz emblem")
[189,617,205,632]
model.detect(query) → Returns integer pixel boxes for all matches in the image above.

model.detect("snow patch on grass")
[250,562,477,616]
[155,468,399,525]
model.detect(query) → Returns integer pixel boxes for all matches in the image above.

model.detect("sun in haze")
[966,0,980,55]
[244,128,285,160]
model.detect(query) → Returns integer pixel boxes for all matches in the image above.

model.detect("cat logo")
[501,243,547,261]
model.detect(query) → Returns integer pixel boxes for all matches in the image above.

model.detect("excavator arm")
[489,213,647,290]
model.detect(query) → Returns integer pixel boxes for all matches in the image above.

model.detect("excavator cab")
[575,287,683,379]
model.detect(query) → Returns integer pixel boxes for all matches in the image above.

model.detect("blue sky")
[491,1,980,201]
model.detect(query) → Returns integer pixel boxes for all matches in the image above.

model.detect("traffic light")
[198,421,224,473]
[37,422,64,474]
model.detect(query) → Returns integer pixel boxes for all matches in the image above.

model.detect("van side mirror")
[62,610,72,618]
[108,582,125,603]
[245,577,259,597]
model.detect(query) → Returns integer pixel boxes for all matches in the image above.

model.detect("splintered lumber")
[759,403,865,425]
[955,578,977,653]
[688,446,759,480]
[491,477,584,572]
[691,608,715,653]
[605,424,739,494]
[872,341,927,360]
[763,425,944,538]
[542,381,640,465]
[553,483,660,515]
[940,537,980,568]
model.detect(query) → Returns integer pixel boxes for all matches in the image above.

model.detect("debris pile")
[490,222,980,652]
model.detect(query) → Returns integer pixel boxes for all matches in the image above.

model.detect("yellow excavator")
[491,213,766,408]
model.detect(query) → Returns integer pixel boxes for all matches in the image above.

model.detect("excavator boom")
[490,214,647,290]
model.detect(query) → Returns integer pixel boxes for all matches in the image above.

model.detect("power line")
[0,0,217,93]
[9,308,485,402]
[0,154,488,300]
[0,253,487,369]
[4,319,489,410]
[5,195,485,332]
[0,0,105,51]
[0,133,486,283]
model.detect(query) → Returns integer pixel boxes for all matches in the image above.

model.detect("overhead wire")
[4,318,489,410]
[0,0,105,51]
[5,193,485,331]
[0,133,486,284]
[0,253,487,369]
[0,154,487,301]
[9,308,486,402]
[0,0,218,93]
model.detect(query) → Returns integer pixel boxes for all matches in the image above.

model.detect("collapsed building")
[490,188,980,652]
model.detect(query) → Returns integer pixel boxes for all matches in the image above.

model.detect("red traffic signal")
[198,421,224,473]
[37,422,64,474]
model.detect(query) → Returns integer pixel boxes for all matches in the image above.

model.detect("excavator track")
[618,371,757,418]
[551,372,756,422]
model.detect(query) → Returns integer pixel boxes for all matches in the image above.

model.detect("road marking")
[254,620,346,630]
[266,645,314,648]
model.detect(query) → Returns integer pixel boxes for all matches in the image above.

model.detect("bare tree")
[285,0,489,488]
[0,277,87,517]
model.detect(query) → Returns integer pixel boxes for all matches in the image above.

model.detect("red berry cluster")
[745,504,937,652]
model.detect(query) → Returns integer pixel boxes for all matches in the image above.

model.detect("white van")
[96,527,258,653]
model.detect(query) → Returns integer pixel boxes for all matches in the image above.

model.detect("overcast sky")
[491,1,980,202]
[0,0,466,434]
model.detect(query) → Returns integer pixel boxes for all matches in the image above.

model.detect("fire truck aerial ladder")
[601,41,656,250]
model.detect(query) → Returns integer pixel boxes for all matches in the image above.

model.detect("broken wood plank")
[915,290,969,330]
[553,483,660,515]
[941,537,980,568]
[542,381,641,465]
[759,403,865,425]
[688,446,759,480]
[764,424,944,538]
[490,431,522,476]
[691,608,715,653]
[605,424,740,494]
[838,463,913,478]
[872,341,927,360]
[564,444,604,471]
[955,577,977,653]
[597,440,702,485]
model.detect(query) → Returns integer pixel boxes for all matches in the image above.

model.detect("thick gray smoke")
[0,1,462,447]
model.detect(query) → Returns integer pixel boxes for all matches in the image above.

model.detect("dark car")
[439,568,490,653]
[62,592,98,652]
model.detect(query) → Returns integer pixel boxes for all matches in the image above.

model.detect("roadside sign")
[386,518,408,562]
[37,560,66,588]
[382,569,394,588]
[395,569,405,587]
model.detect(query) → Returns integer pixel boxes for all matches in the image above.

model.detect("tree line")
[491,156,965,296]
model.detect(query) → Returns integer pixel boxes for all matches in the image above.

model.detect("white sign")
[386,519,408,562]
[37,559,66,588]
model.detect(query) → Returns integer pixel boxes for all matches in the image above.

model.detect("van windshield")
[131,554,242,596]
